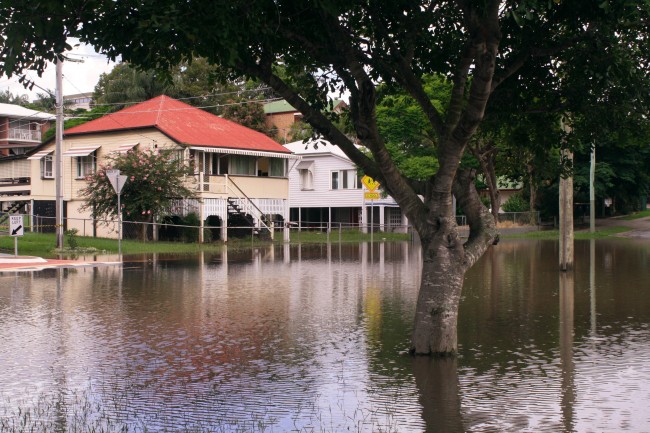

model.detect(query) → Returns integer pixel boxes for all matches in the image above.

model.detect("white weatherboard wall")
[284,139,406,231]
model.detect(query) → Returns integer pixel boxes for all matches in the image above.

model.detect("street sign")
[361,175,380,192]
[364,192,380,200]
[9,215,24,237]
[106,169,128,194]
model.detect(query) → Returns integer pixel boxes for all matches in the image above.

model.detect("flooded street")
[1,239,649,432]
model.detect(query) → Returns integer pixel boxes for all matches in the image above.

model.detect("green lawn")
[1,229,411,258]
[621,209,650,220]
[503,226,632,240]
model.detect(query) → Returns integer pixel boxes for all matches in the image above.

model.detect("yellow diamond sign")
[361,175,380,192]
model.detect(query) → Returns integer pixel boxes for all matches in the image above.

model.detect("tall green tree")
[93,62,169,110]
[2,0,649,355]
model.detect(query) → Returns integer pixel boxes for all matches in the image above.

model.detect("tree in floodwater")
[2,0,649,355]
[78,148,197,241]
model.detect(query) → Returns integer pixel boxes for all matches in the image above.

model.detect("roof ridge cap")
[155,95,166,125]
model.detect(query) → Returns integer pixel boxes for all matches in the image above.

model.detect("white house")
[284,138,407,232]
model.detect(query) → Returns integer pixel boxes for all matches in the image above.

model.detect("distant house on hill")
[284,138,407,232]
[1,95,298,241]
[63,92,93,111]
[264,99,348,143]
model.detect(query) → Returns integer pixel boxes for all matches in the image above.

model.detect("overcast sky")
[0,39,117,101]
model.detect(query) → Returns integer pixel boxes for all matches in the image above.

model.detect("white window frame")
[332,169,360,190]
[41,155,54,179]
[76,153,96,178]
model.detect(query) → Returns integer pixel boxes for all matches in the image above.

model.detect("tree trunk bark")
[411,218,465,355]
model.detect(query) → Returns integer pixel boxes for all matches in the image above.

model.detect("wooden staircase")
[0,201,28,228]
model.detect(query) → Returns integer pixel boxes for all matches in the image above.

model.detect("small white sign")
[9,215,24,237]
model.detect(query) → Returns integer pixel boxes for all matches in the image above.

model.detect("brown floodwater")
[0,239,649,432]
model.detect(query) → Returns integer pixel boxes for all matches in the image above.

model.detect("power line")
[87,87,275,108]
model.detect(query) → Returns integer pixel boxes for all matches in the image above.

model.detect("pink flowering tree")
[79,148,198,240]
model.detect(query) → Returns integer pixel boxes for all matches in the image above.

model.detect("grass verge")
[502,226,632,240]
[621,209,650,220]
[1,230,411,258]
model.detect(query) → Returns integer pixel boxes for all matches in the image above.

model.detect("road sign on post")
[9,215,24,237]
[106,169,128,194]
[105,169,129,260]
[361,175,380,192]
[9,214,24,256]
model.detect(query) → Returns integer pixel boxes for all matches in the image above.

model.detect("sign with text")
[9,215,24,237]
[361,175,380,192]
[364,192,380,200]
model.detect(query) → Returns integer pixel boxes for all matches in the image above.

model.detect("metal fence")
[1,211,540,246]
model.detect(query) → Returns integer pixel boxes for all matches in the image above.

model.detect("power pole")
[55,57,64,249]
[559,148,574,272]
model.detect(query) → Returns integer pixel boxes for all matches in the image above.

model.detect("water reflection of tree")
[412,357,464,433]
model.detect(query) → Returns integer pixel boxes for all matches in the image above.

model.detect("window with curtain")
[76,153,96,178]
[269,158,285,177]
[230,155,255,175]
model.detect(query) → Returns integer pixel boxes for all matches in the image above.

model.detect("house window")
[230,155,255,175]
[269,158,285,177]
[332,170,360,190]
[41,155,53,179]
[331,171,339,189]
[300,169,314,190]
[76,153,96,178]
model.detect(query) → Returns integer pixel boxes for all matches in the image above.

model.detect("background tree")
[93,59,275,126]
[2,0,649,355]
[0,90,29,106]
[79,148,197,241]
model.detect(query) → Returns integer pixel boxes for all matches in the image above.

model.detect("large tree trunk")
[411,169,498,355]
[412,225,465,355]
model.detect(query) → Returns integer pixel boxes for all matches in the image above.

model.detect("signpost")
[361,175,381,238]
[106,169,128,260]
[9,214,24,256]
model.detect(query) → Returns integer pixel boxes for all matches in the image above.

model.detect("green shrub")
[65,229,79,250]
[502,192,529,213]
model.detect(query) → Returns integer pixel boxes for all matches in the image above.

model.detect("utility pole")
[559,118,574,272]
[559,148,574,272]
[55,57,64,249]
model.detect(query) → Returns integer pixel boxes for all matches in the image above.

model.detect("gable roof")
[284,138,359,161]
[65,95,290,154]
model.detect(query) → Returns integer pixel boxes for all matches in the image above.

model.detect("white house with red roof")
[17,96,299,241]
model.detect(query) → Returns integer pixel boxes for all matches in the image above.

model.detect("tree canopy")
[2,0,648,355]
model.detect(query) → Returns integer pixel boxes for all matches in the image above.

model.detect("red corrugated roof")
[65,95,290,154]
